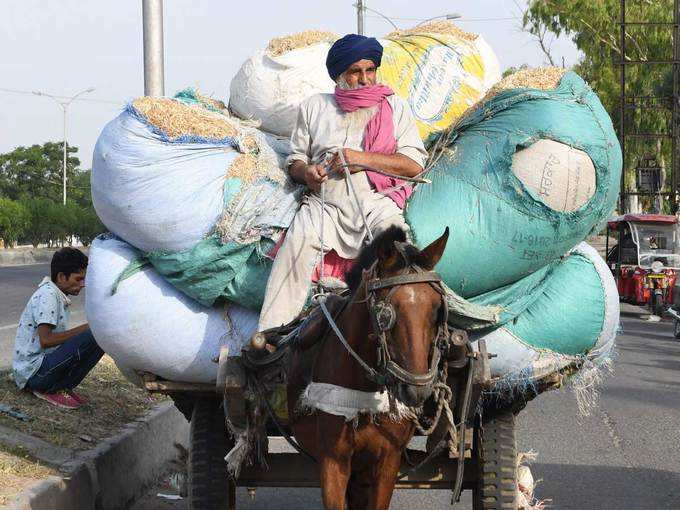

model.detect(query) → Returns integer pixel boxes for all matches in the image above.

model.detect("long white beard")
[336,75,378,130]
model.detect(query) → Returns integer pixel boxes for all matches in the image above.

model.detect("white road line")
[0,323,18,331]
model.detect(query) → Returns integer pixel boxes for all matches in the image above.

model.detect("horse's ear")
[416,227,449,270]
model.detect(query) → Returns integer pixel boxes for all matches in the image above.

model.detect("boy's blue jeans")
[26,329,104,393]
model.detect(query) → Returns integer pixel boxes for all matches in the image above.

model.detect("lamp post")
[353,2,400,32]
[416,13,462,26]
[32,87,95,205]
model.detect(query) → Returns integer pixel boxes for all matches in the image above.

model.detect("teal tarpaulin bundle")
[406,71,622,299]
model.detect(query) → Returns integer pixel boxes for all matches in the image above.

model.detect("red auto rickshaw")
[606,214,680,316]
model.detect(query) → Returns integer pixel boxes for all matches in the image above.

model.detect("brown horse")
[286,226,450,510]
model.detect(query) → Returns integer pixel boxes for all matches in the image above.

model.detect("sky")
[0,1,580,168]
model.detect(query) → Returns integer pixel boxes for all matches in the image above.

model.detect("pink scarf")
[334,85,412,208]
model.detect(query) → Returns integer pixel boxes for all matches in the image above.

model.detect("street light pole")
[357,0,364,35]
[416,13,462,26]
[32,88,95,205]
[143,0,165,97]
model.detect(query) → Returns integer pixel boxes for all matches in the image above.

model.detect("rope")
[338,150,374,243]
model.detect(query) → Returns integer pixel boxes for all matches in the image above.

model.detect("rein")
[319,259,449,391]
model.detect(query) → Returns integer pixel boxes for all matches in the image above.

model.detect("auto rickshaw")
[606,214,680,316]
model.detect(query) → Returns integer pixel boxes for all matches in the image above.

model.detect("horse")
[286,225,450,510]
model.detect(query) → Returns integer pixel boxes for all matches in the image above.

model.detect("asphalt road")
[132,309,680,510]
[0,264,86,369]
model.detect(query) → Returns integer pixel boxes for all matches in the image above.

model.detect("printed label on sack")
[512,139,596,212]
[409,46,464,122]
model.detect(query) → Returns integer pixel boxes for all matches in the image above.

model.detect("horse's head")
[350,226,450,408]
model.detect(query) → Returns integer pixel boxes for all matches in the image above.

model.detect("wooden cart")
[140,342,521,510]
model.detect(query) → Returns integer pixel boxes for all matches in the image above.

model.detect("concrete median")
[2,401,189,510]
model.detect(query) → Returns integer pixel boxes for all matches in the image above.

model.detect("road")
[0,264,86,370]
[132,309,680,509]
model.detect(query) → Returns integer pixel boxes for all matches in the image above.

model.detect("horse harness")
[320,247,449,393]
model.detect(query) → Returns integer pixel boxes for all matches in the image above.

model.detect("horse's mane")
[345,226,419,292]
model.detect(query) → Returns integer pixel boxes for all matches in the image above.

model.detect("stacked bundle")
[86,29,620,392]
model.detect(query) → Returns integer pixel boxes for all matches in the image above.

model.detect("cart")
[138,334,534,510]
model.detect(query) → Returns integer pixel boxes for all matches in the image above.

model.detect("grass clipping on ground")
[386,20,477,41]
[0,356,164,451]
[0,446,55,505]
[266,30,338,56]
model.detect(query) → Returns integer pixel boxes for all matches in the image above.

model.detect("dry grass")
[132,96,239,140]
[0,356,165,451]
[0,446,56,505]
[481,67,566,102]
[229,153,259,183]
[386,20,477,41]
[266,30,338,56]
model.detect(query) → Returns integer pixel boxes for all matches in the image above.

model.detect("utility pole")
[33,88,95,205]
[357,0,364,35]
[142,0,165,96]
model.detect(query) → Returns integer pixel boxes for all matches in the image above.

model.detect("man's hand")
[303,164,328,193]
[328,149,365,174]
[289,161,328,193]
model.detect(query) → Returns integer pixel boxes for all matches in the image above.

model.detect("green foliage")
[0,142,80,202]
[525,0,674,210]
[0,199,29,248]
[0,142,105,248]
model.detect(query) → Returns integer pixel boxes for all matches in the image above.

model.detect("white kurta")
[258,92,427,331]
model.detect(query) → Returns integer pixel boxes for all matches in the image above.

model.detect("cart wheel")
[674,319,680,339]
[189,397,236,510]
[472,410,518,510]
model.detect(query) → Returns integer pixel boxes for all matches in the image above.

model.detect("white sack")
[229,43,336,138]
[85,235,259,383]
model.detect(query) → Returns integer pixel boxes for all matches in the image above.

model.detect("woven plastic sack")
[91,99,301,254]
[471,242,618,384]
[378,30,500,139]
[229,41,336,138]
[86,235,259,383]
[406,71,622,298]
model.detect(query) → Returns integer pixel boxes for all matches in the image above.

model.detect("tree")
[19,196,55,247]
[0,142,81,203]
[73,205,105,246]
[0,198,29,248]
[524,0,673,213]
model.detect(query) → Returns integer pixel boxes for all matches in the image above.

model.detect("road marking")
[0,323,18,332]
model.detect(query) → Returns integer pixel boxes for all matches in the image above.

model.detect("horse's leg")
[317,414,353,510]
[367,449,403,510]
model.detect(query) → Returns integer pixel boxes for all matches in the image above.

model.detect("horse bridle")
[319,245,449,391]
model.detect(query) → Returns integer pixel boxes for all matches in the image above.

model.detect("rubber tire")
[674,319,680,339]
[652,293,664,317]
[189,397,233,510]
[472,411,518,510]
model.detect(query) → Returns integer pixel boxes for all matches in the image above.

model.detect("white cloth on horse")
[299,382,410,422]
[257,92,427,331]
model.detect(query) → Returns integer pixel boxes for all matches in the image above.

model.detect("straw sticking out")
[132,97,239,140]
[386,20,477,41]
[482,67,566,102]
[266,30,338,56]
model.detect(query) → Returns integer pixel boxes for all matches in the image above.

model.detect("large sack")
[406,69,622,298]
[378,22,500,139]
[229,31,338,138]
[472,243,618,385]
[86,235,259,383]
[228,24,500,140]
[91,94,301,254]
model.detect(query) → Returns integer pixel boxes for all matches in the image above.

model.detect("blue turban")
[326,34,383,81]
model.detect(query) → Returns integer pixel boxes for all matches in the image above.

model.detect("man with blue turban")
[258,34,427,331]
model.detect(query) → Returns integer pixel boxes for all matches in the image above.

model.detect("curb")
[2,401,189,510]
